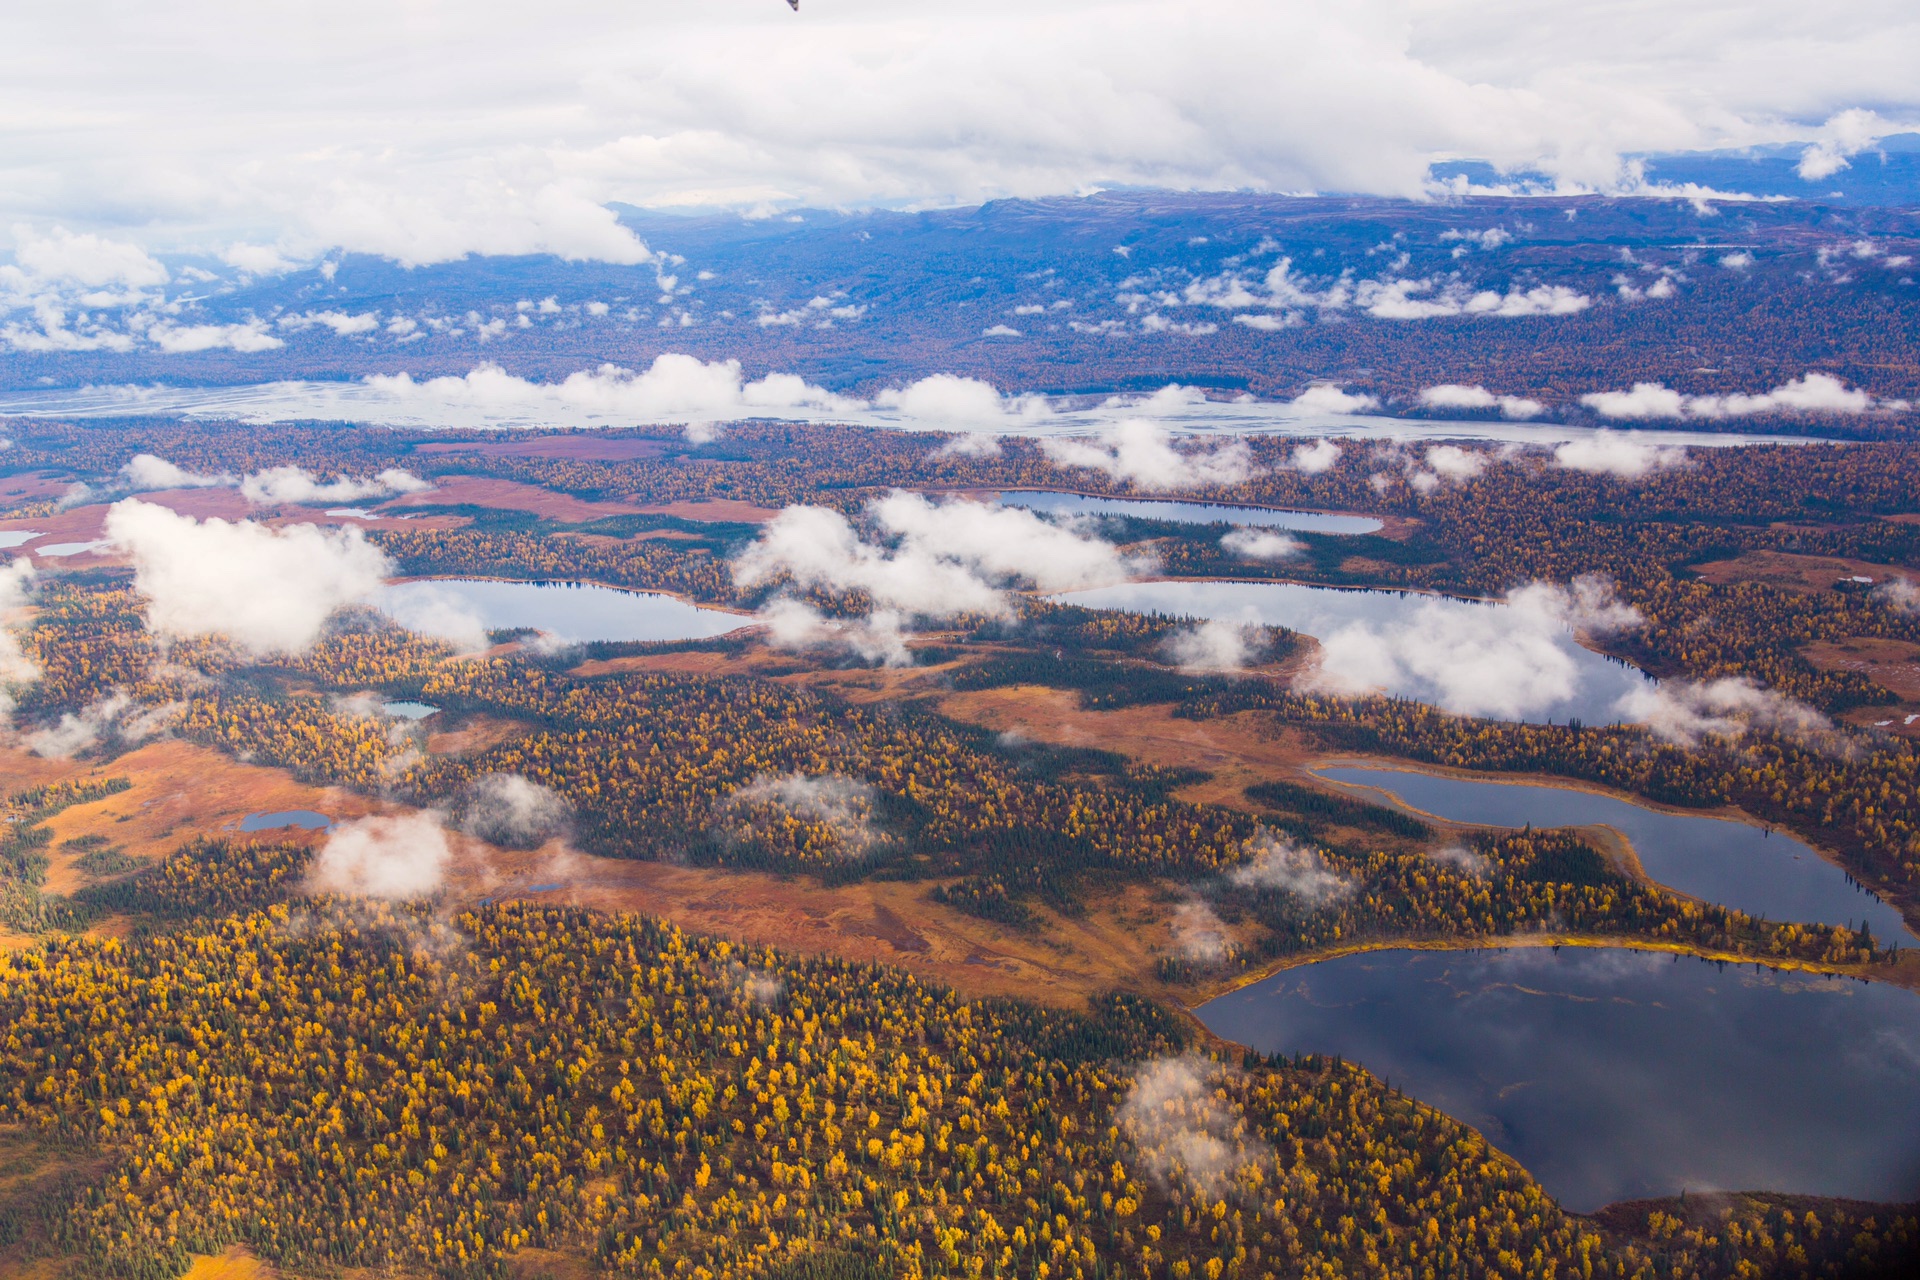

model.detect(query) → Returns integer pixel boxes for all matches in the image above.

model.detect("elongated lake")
[1321,766,1913,940]
[1197,947,1920,1211]
[993,491,1382,534]
[1054,579,1654,725]
[376,579,749,645]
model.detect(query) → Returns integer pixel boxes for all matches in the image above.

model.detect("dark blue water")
[1198,947,1920,1211]
[994,490,1381,534]
[238,810,334,833]
[1321,767,1913,941]
[377,578,749,644]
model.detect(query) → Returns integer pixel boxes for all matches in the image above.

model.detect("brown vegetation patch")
[630,499,785,524]
[1693,549,1916,595]
[413,436,666,462]
[423,714,535,757]
[0,469,77,505]
[385,475,647,522]
[181,1247,279,1280]
[454,845,1188,1009]
[0,740,381,894]
[1804,637,1920,700]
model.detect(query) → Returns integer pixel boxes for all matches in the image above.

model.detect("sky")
[1,0,1916,269]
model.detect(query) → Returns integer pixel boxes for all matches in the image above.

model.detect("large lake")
[1321,766,1913,940]
[1053,579,1653,726]
[1198,947,1920,1211]
[377,579,749,645]
[992,490,1382,534]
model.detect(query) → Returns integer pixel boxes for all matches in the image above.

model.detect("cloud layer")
[7,3,1913,264]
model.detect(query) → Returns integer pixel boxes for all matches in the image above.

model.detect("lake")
[1320,766,1913,940]
[238,809,334,833]
[376,578,749,645]
[1197,946,1920,1211]
[1053,579,1654,725]
[992,490,1382,534]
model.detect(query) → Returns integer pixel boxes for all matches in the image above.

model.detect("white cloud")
[874,374,1054,428]
[222,243,299,275]
[1419,384,1543,419]
[734,491,1137,621]
[145,320,282,353]
[724,773,885,861]
[10,225,167,289]
[1290,384,1380,415]
[373,582,491,652]
[1876,577,1920,616]
[1297,575,1642,720]
[1163,619,1266,672]
[1797,108,1888,181]
[23,688,178,759]
[105,498,394,656]
[1552,432,1689,477]
[1428,842,1488,877]
[1616,677,1830,746]
[1118,1056,1269,1197]
[280,309,380,337]
[1042,420,1256,491]
[361,356,858,428]
[1169,898,1233,963]
[121,453,236,491]
[1718,251,1754,270]
[980,323,1021,337]
[239,466,430,505]
[1220,528,1302,561]
[1581,374,1894,420]
[4,4,1912,265]
[1360,279,1590,320]
[458,773,572,848]
[756,598,912,667]
[1289,438,1341,474]
[306,811,453,900]
[0,560,40,716]
[1228,829,1355,905]
[1422,444,1486,481]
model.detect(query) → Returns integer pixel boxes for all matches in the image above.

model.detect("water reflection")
[1198,947,1920,1211]
[1320,767,1912,940]
[376,578,748,645]
[239,810,334,833]
[992,490,1381,534]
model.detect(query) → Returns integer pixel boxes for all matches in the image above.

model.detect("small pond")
[36,540,109,557]
[238,810,334,833]
[0,530,42,549]
[380,701,440,721]
[376,579,749,645]
[1053,579,1653,726]
[1320,766,1913,940]
[993,491,1382,535]
[1198,946,1920,1211]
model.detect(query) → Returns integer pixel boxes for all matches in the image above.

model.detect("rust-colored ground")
[384,475,647,522]
[1693,549,1916,595]
[413,437,666,461]
[1803,637,1920,738]
[0,739,383,904]
[0,469,77,506]
[630,499,785,524]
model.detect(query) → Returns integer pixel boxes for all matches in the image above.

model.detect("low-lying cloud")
[457,773,573,848]
[23,688,179,759]
[1580,373,1900,420]
[723,773,886,861]
[1227,830,1355,905]
[0,559,41,720]
[734,491,1139,633]
[306,811,453,901]
[1220,528,1302,561]
[1117,1057,1269,1198]
[1163,619,1266,672]
[1419,384,1544,419]
[1553,432,1690,478]
[106,499,394,656]
[757,598,912,667]
[1297,575,1642,720]
[240,466,431,506]
[1617,677,1831,746]
[1041,420,1256,491]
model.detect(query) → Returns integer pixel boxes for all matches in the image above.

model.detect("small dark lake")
[1321,766,1913,940]
[1198,946,1920,1211]
[993,490,1382,534]
[238,810,334,833]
